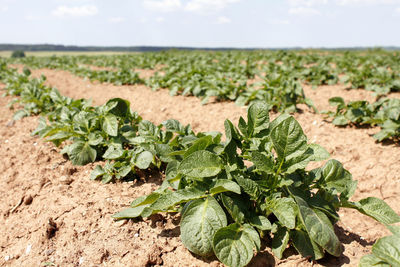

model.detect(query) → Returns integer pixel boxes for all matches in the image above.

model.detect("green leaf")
[355,197,400,225]
[178,150,223,178]
[372,234,400,267]
[332,115,348,126]
[210,180,241,195]
[68,141,97,166]
[272,226,289,259]
[102,114,119,136]
[180,196,227,256]
[106,98,131,117]
[134,151,153,169]
[221,194,250,224]
[295,195,342,257]
[319,159,357,199]
[250,151,275,174]
[329,97,345,107]
[163,119,185,134]
[87,132,103,146]
[270,197,297,229]
[234,176,260,199]
[359,254,390,267]
[247,101,270,136]
[213,223,258,267]
[148,187,206,212]
[291,229,324,260]
[270,116,308,173]
[249,216,272,231]
[112,205,148,220]
[184,135,213,157]
[103,144,124,159]
[308,144,330,161]
[90,165,105,180]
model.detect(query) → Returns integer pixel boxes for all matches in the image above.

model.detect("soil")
[0,67,399,267]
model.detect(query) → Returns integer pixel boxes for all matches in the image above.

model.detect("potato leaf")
[180,196,227,256]
[178,150,223,178]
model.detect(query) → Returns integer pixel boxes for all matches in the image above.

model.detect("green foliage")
[324,97,400,142]
[360,225,400,267]
[112,101,399,267]
[11,50,25,58]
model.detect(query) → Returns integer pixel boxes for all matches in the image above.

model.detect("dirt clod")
[46,218,58,239]
[146,245,163,266]
[59,175,74,185]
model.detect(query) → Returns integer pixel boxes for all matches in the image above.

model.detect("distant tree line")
[0,44,398,52]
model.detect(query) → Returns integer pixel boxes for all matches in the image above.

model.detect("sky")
[0,0,399,48]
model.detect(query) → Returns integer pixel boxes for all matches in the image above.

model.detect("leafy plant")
[359,225,400,267]
[323,97,400,142]
[11,50,26,58]
[114,102,400,267]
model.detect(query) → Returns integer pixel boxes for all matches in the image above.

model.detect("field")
[0,51,134,58]
[1,50,400,267]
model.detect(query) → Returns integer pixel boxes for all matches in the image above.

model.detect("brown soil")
[1,68,399,267]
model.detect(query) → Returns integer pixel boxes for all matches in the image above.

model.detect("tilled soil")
[0,67,399,267]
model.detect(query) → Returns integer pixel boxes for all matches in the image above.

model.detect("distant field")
[0,51,137,57]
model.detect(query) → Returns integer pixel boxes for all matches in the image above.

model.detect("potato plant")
[114,102,400,266]
[323,97,400,142]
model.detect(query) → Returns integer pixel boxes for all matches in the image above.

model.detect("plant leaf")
[295,195,342,257]
[270,197,297,229]
[213,223,258,267]
[272,226,290,259]
[68,141,97,166]
[372,234,400,267]
[180,196,227,256]
[210,180,241,195]
[178,150,223,178]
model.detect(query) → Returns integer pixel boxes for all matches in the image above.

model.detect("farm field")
[1,50,400,267]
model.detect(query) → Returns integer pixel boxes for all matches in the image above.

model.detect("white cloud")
[0,6,8,12]
[336,0,400,5]
[109,17,125,23]
[288,0,327,6]
[143,0,181,12]
[52,5,98,17]
[396,6,400,12]
[270,19,290,25]
[289,6,320,15]
[156,16,165,22]
[25,15,41,21]
[184,0,240,14]
[216,16,231,24]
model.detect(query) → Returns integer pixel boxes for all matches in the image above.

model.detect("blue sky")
[0,0,399,48]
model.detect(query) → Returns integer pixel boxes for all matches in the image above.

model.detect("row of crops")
[6,50,400,142]
[1,54,400,266]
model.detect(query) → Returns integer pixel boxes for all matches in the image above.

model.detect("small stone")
[45,249,55,256]
[59,175,73,185]
[33,142,37,146]
[6,120,15,127]
[79,257,85,265]
[4,255,10,261]
[115,220,128,227]
[134,233,139,238]
[5,140,9,143]
[25,244,32,255]
[24,195,33,205]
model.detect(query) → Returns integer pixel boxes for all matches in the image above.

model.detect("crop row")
[1,62,399,267]
[6,50,400,143]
